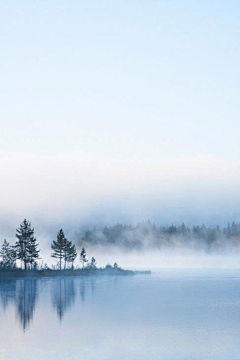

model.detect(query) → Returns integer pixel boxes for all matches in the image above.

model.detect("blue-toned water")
[0,270,240,360]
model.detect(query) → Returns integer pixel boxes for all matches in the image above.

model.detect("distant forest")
[77,221,240,252]
[1,220,240,272]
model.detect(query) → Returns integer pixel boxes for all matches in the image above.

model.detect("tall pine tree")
[51,230,78,270]
[51,229,68,270]
[14,219,40,270]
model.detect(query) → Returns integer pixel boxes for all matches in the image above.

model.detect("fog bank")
[1,153,240,231]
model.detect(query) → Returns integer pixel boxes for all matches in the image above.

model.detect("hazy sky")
[1,1,240,233]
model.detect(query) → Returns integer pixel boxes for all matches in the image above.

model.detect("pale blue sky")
[0,1,240,230]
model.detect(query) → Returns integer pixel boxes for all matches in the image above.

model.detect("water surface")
[0,270,240,360]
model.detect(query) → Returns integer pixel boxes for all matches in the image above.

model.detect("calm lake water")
[0,270,240,360]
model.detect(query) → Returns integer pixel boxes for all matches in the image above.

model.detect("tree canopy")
[14,219,40,270]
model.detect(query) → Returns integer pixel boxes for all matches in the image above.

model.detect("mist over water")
[15,246,240,272]
[2,219,240,269]
[86,250,240,271]
[1,153,240,272]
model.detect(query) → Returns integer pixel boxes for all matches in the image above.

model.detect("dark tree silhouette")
[90,257,97,269]
[0,239,16,268]
[51,230,77,270]
[80,247,88,268]
[51,229,67,270]
[14,219,40,270]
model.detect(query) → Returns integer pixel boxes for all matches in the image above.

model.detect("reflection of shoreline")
[0,277,78,330]
[0,275,124,331]
[0,278,38,331]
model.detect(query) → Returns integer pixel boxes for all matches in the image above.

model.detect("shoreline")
[0,268,145,278]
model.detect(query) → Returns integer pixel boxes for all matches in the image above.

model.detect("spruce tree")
[0,239,16,268]
[80,247,88,268]
[14,219,40,270]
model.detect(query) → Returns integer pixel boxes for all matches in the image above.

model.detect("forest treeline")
[77,221,240,252]
[1,219,240,270]
[0,219,119,271]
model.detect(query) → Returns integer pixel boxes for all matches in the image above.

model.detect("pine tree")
[14,219,40,270]
[90,257,97,269]
[51,229,65,270]
[0,239,16,268]
[80,247,88,268]
[51,229,77,270]
[28,236,40,269]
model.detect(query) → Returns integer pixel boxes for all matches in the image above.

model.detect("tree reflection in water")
[0,276,110,330]
[0,279,38,331]
[16,279,38,331]
[0,279,16,310]
[51,278,76,321]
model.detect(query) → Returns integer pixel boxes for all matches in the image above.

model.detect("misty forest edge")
[1,218,240,275]
[0,219,134,276]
